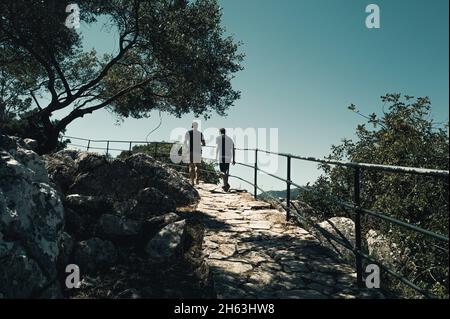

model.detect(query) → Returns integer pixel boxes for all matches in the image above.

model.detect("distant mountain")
[259,188,302,201]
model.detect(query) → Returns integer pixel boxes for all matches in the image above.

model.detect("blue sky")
[59,0,449,192]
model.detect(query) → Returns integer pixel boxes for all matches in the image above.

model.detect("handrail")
[64,135,448,177]
[252,162,449,244]
[237,148,449,178]
[62,135,449,298]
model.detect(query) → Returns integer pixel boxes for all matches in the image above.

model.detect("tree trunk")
[18,114,62,155]
[36,126,60,155]
[3,112,68,155]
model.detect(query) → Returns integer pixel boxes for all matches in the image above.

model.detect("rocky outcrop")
[96,214,142,239]
[313,217,355,264]
[1,138,209,299]
[73,237,118,273]
[45,152,198,206]
[0,135,64,298]
[366,229,401,267]
[42,150,209,298]
[146,220,187,262]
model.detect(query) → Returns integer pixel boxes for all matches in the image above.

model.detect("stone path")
[195,183,383,299]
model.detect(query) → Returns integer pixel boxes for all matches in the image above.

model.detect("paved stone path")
[195,183,383,299]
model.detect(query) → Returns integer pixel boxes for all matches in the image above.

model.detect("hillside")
[259,188,302,201]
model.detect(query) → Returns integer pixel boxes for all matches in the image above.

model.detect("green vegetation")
[118,142,220,184]
[0,0,243,154]
[299,94,449,298]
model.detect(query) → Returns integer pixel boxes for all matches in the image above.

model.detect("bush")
[299,94,449,298]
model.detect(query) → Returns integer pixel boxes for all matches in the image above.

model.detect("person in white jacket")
[184,122,205,185]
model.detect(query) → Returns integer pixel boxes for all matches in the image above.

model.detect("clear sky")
[59,0,449,192]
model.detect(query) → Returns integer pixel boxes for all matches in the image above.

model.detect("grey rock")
[39,281,64,299]
[96,214,142,238]
[146,220,187,262]
[43,150,78,193]
[366,229,401,267]
[73,238,118,273]
[130,187,176,218]
[64,208,89,240]
[0,242,47,298]
[10,147,49,183]
[75,152,107,172]
[144,212,181,235]
[57,232,74,272]
[64,194,112,216]
[116,288,141,299]
[23,138,38,151]
[314,217,355,263]
[63,194,113,240]
[45,151,199,210]
[1,135,64,298]
[125,153,199,206]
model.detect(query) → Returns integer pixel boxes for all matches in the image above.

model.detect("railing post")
[354,167,364,288]
[129,142,132,152]
[254,149,258,199]
[106,141,110,157]
[86,140,91,152]
[286,155,291,221]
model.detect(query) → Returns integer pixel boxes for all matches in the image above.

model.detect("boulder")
[313,217,355,263]
[63,194,114,240]
[366,229,401,266]
[73,237,118,273]
[64,208,90,240]
[144,213,181,233]
[69,158,141,200]
[0,241,47,298]
[146,220,187,262]
[57,232,75,272]
[0,135,65,298]
[23,138,38,151]
[43,150,78,193]
[43,151,199,215]
[9,147,49,183]
[74,152,107,172]
[125,153,199,206]
[64,194,112,216]
[142,213,181,243]
[129,187,176,219]
[96,214,142,239]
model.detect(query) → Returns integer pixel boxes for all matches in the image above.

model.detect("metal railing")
[62,135,449,298]
[235,148,449,298]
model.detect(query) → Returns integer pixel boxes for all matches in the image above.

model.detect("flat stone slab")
[209,260,253,274]
[248,221,272,230]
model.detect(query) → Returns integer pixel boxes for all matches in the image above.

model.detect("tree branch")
[11,36,59,107]
[56,76,161,130]
[30,90,42,111]
[67,0,142,106]
[44,42,72,100]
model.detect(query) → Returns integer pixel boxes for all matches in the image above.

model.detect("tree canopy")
[0,0,243,153]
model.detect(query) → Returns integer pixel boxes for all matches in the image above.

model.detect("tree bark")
[37,125,60,155]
